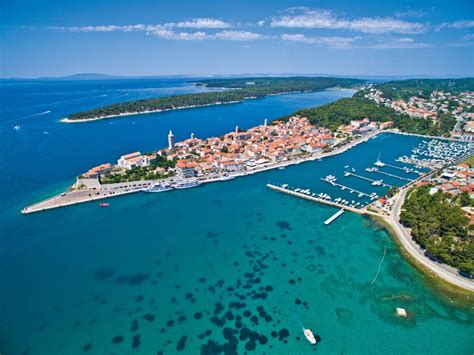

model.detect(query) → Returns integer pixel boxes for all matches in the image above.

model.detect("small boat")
[304,328,317,344]
[99,202,110,207]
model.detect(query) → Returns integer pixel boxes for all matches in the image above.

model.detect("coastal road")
[389,188,474,292]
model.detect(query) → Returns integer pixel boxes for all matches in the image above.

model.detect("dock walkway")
[266,184,382,217]
[344,172,392,188]
[320,178,372,198]
[371,169,413,182]
[324,208,345,225]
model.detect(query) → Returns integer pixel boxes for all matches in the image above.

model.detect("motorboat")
[304,328,317,345]
[99,202,110,207]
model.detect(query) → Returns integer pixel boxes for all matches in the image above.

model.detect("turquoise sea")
[0,79,473,354]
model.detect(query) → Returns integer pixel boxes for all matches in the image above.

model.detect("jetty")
[320,178,372,198]
[376,159,422,175]
[344,171,392,188]
[324,208,345,225]
[370,169,413,182]
[266,184,382,217]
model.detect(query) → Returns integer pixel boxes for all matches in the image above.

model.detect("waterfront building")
[176,160,198,179]
[82,163,113,178]
[118,152,146,170]
[168,130,175,150]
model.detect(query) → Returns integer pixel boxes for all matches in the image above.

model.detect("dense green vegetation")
[196,76,362,91]
[462,156,474,168]
[68,77,363,120]
[100,155,176,184]
[400,187,473,274]
[363,78,474,101]
[282,96,456,135]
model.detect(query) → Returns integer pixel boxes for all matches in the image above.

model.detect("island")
[62,77,363,122]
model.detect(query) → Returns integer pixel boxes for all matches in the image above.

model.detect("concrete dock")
[344,171,392,188]
[266,183,382,217]
[324,208,345,225]
[21,180,155,214]
[371,169,413,182]
[320,178,373,198]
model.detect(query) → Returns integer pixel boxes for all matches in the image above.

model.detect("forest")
[68,77,363,120]
[400,186,473,274]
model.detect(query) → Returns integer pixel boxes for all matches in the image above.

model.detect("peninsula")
[61,77,362,122]
[24,77,474,291]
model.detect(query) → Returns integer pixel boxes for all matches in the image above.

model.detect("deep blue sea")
[0,79,472,354]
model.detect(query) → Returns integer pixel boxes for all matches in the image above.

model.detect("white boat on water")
[144,184,174,193]
[174,179,201,189]
[304,329,317,344]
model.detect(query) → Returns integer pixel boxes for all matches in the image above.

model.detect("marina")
[320,175,377,200]
[266,183,382,217]
[344,171,392,188]
[374,158,422,175]
[369,168,414,182]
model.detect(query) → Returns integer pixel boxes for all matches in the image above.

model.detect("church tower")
[168,130,175,150]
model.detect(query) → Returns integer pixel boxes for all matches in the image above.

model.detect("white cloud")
[148,29,209,41]
[438,20,474,30]
[281,33,357,47]
[271,8,426,34]
[51,18,233,34]
[395,9,431,19]
[173,18,232,29]
[148,29,264,41]
[214,30,264,41]
[257,20,265,27]
[368,39,430,49]
[52,23,264,42]
[397,37,414,42]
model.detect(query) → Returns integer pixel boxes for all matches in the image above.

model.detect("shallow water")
[0,79,473,354]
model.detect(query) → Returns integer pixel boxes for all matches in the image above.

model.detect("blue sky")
[1,0,473,77]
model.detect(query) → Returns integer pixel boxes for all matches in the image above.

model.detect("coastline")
[370,215,474,305]
[22,129,380,214]
[21,127,474,293]
[60,100,243,123]
[60,87,355,123]
[382,187,474,292]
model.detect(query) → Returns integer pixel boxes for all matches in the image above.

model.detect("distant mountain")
[38,73,127,81]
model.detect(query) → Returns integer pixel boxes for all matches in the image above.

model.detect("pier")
[344,171,392,188]
[324,208,345,225]
[377,160,422,175]
[266,184,382,217]
[370,169,414,182]
[320,178,373,198]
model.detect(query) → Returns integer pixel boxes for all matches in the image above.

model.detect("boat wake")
[370,246,387,285]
